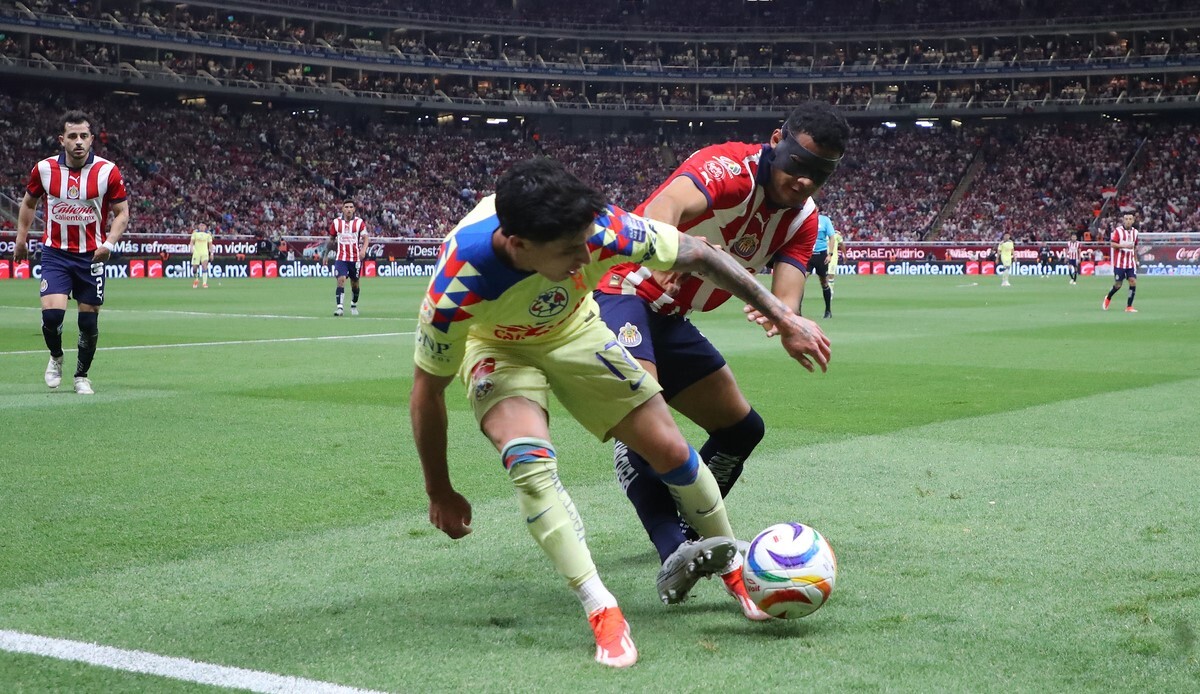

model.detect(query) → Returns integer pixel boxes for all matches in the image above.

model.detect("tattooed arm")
[672,233,831,372]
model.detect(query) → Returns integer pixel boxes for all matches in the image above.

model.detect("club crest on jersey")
[730,235,761,259]
[40,279,48,293]
[529,286,569,318]
[616,322,642,348]
[470,359,497,400]
[418,297,435,324]
[67,184,80,200]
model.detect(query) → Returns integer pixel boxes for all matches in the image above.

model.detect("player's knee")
[41,308,66,332]
[653,443,701,486]
[728,408,765,450]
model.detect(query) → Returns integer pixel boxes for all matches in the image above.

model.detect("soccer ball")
[742,522,837,619]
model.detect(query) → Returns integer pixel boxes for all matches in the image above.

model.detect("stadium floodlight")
[882,121,897,128]
[915,120,935,128]
[486,118,509,124]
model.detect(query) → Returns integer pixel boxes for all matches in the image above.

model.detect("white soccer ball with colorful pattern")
[742,522,837,619]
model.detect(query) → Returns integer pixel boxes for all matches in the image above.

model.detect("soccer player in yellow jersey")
[189,222,214,288]
[411,158,830,668]
[828,225,843,288]
[997,232,1015,287]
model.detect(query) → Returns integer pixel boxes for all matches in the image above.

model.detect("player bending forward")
[410,158,830,668]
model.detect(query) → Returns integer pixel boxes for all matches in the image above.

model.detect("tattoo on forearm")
[675,235,789,322]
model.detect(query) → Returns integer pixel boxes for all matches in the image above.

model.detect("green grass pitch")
[1,275,1198,692]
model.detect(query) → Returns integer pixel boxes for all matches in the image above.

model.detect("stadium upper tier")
[4,0,1200,119]
[112,0,1200,35]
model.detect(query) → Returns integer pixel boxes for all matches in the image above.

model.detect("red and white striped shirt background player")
[1066,239,1081,261]
[329,216,368,262]
[597,141,818,316]
[1110,225,1139,269]
[26,152,128,255]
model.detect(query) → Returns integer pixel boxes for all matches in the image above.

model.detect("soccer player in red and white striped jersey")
[1104,213,1139,312]
[323,200,370,316]
[14,110,130,394]
[594,102,845,618]
[1065,233,1082,284]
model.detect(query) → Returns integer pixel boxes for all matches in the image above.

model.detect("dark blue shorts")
[594,292,726,402]
[40,246,105,305]
[1115,267,1137,281]
[334,260,360,280]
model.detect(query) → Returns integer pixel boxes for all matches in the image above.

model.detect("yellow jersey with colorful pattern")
[414,196,681,378]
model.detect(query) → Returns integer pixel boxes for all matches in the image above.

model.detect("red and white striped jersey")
[1110,225,1139,269]
[596,142,818,316]
[26,152,127,254]
[329,216,368,262]
[1066,239,1081,261]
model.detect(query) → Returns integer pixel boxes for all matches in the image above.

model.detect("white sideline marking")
[0,629,388,694]
[0,333,412,356]
[0,305,414,321]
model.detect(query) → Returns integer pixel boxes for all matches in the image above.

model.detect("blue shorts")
[1115,267,1137,281]
[594,292,726,402]
[40,246,105,306]
[334,260,360,280]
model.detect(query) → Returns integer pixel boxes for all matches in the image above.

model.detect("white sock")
[573,575,618,615]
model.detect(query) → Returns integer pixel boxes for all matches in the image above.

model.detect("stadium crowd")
[3,90,1199,244]
[61,0,1196,31]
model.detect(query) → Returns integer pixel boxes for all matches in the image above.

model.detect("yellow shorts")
[192,252,210,265]
[462,315,662,440]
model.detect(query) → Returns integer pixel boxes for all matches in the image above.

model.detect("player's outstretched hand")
[12,240,27,262]
[746,308,829,372]
[429,489,473,539]
[778,314,830,372]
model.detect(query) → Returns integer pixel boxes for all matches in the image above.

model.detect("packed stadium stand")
[2,0,1199,242]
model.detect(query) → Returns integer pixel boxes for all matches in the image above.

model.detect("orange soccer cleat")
[588,606,638,668]
[721,567,773,622]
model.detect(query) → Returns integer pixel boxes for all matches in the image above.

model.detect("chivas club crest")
[616,322,642,348]
[730,234,761,259]
[67,184,80,200]
[529,286,569,318]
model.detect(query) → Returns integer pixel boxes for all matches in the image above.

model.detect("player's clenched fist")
[428,490,473,539]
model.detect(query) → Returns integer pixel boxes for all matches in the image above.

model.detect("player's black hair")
[495,157,607,243]
[342,199,355,206]
[781,102,850,154]
[59,110,95,135]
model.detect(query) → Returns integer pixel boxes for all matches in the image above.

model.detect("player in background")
[13,110,130,395]
[1104,213,1139,312]
[807,213,837,318]
[323,200,369,316]
[594,102,847,618]
[410,158,830,668]
[189,222,214,288]
[997,233,1015,287]
[1038,241,1054,277]
[827,223,843,289]
[1065,232,1082,285]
